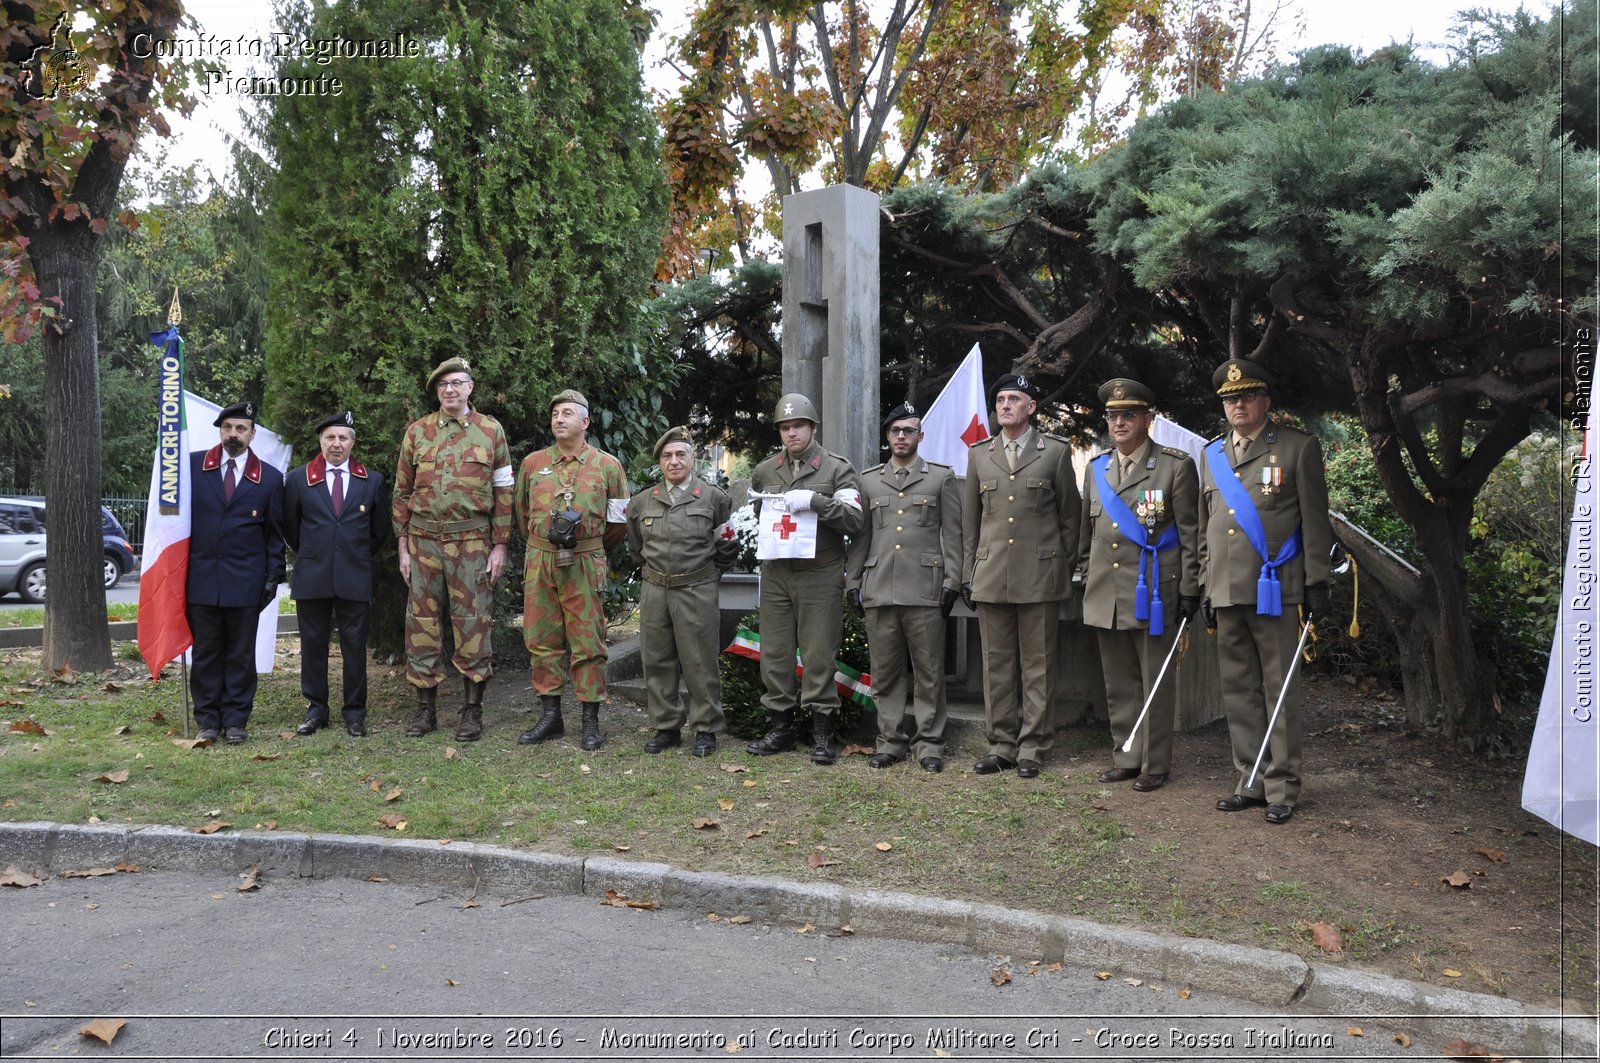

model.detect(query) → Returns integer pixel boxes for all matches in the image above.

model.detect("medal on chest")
[1135,489,1165,529]
[1260,466,1282,496]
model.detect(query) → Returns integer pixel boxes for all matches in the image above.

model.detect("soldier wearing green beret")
[1076,378,1200,791]
[515,388,630,751]
[394,357,514,743]
[626,427,739,756]
[1199,359,1334,824]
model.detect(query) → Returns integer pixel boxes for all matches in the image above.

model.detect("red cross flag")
[753,493,818,560]
[919,343,989,476]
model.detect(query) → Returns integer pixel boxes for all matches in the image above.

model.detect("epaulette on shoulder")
[864,462,886,474]
[1160,446,1190,459]
[925,460,953,472]
[1043,432,1072,445]
[968,437,990,450]
[1205,433,1225,446]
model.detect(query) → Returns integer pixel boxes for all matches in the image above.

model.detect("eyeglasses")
[886,425,921,436]
[1104,410,1144,423]
[436,378,472,391]
[1221,393,1262,407]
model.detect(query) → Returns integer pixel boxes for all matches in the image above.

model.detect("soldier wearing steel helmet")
[1199,358,1333,825]
[746,392,865,764]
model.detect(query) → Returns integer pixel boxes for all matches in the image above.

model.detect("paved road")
[0,576,140,610]
[0,870,1438,1062]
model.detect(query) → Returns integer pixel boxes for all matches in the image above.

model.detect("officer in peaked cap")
[1199,358,1333,824]
[846,399,962,772]
[961,371,1080,779]
[285,410,391,737]
[746,392,865,765]
[1075,378,1200,792]
[187,398,286,744]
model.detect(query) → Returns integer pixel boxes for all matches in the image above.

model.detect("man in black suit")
[187,401,287,745]
[285,411,392,737]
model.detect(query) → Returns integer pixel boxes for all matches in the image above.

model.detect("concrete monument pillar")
[780,184,880,473]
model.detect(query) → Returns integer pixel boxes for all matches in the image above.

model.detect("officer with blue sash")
[1077,379,1200,792]
[1199,360,1333,824]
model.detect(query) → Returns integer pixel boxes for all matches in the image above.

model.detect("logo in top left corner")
[23,13,91,100]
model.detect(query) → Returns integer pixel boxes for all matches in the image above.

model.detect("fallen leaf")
[445,978,458,987]
[148,711,166,722]
[0,865,43,887]
[840,743,874,757]
[255,821,278,831]
[251,752,281,762]
[706,912,721,922]
[1094,971,1112,980]
[1443,967,1464,977]
[1047,962,1062,973]
[579,764,593,775]
[796,923,815,934]
[384,787,404,803]
[50,663,75,684]
[9,719,47,735]
[376,813,407,831]
[1177,986,1192,1000]
[599,888,658,911]
[444,747,459,760]
[102,682,122,693]
[462,895,479,909]
[95,770,130,784]
[236,864,262,892]
[1347,1026,1364,1036]
[744,829,767,840]
[209,892,225,900]
[728,915,752,925]
[172,737,211,750]
[783,839,799,846]
[85,902,97,910]
[1310,921,1345,952]
[718,763,748,773]
[369,778,382,792]
[194,820,231,834]
[1124,977,1143,987]
[1442,1039,1496,1060]
[717,798,735,811]
[1474,847,1509,864]
[112,725,131,736]
[806,851,840,868]
[874,841,893,852]
[741,779,758,788]
[115,862,139,873]
[613,844,631,852]
[61,867,119,878]
[366,875,389,883]
[1441,870,1473,888]
[991,966,1012,986]
[1394,1032,1413,1047]
[691,818,721,830]
[79,1018,126,1045]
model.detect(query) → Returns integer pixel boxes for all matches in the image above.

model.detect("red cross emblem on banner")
[772,514,799,539]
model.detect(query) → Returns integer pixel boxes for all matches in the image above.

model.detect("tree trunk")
[1416,533,1492,738]
[34,238,113,673]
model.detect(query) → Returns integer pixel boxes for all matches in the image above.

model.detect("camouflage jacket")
[392,409,514,543]
[515,442,629,552]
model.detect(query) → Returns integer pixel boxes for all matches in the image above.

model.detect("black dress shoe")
[346,719,367,737]
[973,754,1017,775]
[645,729,682,753]
[296,716,327,736]
[224,727,247,744]
[868,752,901,769]
[1097,766,1140,783]
[196,727,220,743]
[1132,772,1168,792]
[919,757,943,773]
[1216,793,1268,812]
[1016,759,1042,779]
[691,731,717,757]
[1265,803,1295,824]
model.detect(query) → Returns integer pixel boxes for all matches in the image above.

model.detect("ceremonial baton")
[1121,615,1189,754]
[1245,619,1314,790]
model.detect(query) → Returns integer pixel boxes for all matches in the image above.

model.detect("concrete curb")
[0,820,1590,1058]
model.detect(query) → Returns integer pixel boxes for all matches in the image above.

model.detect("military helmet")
[772,392,820,426]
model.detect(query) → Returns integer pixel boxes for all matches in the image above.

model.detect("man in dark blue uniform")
[187,401,286,744]
[285,411,391,737]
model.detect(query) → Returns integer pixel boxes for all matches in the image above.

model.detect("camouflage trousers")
[524,546,608,701]
[404,533,494,687]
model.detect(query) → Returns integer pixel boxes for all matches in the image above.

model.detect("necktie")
[894,466,907,486]
[331,468,344,517]
[1006,441,1018,471]
[1120,456,1133,486]
[223,459,236,502]
[1235,436,1251,465]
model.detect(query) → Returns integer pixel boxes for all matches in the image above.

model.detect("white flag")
[920,343,990,476]
[1521,401,1600,846]
[755,496,818,560]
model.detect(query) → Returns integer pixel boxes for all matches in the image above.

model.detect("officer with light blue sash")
[1077,379,1200,791]
[1199,360,1334,824]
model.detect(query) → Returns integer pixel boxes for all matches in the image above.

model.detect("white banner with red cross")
[752,493,818,560]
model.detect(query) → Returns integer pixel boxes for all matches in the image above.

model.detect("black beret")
[213,401,256,427]
[881,401,920,433]
[989,372,1041,403]
[314,410,356,435]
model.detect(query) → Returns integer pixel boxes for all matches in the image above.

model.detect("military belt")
[643,562,717,588]
[528,536,604,555]
[408,515,491,537]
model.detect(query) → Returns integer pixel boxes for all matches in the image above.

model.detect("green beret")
[1213,358,1273,396]
[550,388,590,412]
[426,357,472,392]
[652,425,692,460]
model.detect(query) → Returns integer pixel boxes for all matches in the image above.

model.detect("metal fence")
[102,496,147,554]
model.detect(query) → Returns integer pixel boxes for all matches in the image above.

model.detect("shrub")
[719,605,868,739]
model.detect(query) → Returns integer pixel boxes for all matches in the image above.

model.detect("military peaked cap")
[1213,358,1273,396]
[1098,378,1155,410]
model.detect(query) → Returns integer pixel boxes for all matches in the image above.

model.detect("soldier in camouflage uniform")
[393,357,514,742]
[515,388,630,751]
[746,393,865,765]
[626,426,738,757]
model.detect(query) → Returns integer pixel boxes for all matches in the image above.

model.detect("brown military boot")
[745,712,796,756]
[810,713,838,765]
[580,701,603,750]
[518,695,564,744]
[456,677,486,742]
[405,685,437,738]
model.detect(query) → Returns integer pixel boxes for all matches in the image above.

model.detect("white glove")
[783,489,813,514]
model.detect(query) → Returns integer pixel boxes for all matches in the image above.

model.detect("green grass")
[1,603,139,628]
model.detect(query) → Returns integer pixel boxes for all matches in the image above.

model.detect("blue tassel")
[1135,574,1150,622]
[1257,568,1274,616]
[1148,589,1165,637]
[1271,576,1282,617]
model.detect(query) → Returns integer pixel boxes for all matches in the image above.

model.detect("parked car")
[0,497,140,603]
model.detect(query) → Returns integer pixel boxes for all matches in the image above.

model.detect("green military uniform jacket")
[846,457,961,607]
[625,475,737,585]
[961,427,1081,603]
[750,441,865,561]
[393,409,514,543]
[1198,422,1333,608]
[1077,439,1201,629]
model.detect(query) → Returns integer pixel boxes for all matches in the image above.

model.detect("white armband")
[492,465,515,488]
[606,497,629,523]
[834,487,862,511]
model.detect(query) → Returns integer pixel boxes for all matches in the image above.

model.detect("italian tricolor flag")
[136,324,193,680]
[725,627,875,708]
